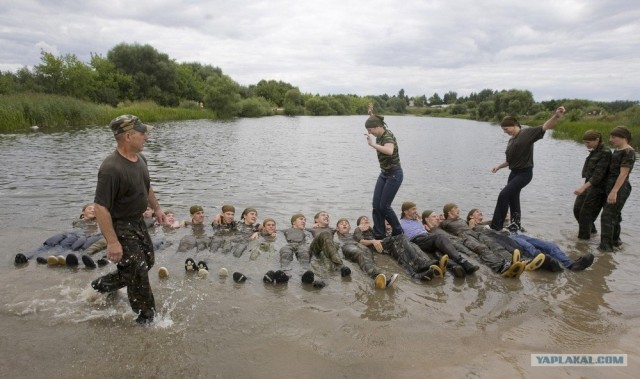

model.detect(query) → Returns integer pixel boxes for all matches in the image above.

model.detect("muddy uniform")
[401,218,476,268]
[440,218,511,273]
[279,228,312,268]
[574,143,611,239]
[177,224,209,253]
[308,227,344,269]
[92,151,156,322]
[209,221,238,253]
[230,222,261,257]
[335,231,380,278]
[600,147,635,250]
[354,226,436,279]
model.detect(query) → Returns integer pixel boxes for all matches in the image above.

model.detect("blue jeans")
[372,167,403,238]
[491,167,533,230]
[511,234,574,268]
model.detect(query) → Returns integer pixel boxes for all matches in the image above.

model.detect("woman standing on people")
[573,130,611,240]
[599,126,635,252]
[364,103,403,239]
[489,106,566,231]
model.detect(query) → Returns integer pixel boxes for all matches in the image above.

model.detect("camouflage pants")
[341,243,379,279]
[459,231,509,273]
[601,181,631,249]
[279,242,311,269]
[309,231,344,268]
[91,219,155,321]
[573,186,605,239]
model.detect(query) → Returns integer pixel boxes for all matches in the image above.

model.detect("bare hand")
[491,165,500,173]
[364,133,374,146]
[555,106,566,118]
[607,192,618,204]
[372,240,383,253]
[574,187,584,196]
[106,241,123,263]
[155,209,167,226]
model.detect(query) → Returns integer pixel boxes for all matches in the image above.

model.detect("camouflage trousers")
[91,219,155,321]
[309,231,344,270]
[600,181,632,249]
[341,243,379,279]
[279,242,311,269]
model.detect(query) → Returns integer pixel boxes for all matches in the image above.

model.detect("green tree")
[386,96,406,113]
[493,89,534,117]
[203,74,242,118]
[107,43,180,106]
[477,101,495,121]
[428,92,443,105]
[283,88,305,115]
[443,91,458,104]
[238,97,274,117]
[90,53,132,106]
[305,97,336,115]
[251,80,295,107]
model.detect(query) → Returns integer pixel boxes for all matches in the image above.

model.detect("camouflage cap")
[109,115,153,136]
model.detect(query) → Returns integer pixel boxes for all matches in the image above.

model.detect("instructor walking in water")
[91,115,167,325]
[364,104,403,239]
[489,106,566,231]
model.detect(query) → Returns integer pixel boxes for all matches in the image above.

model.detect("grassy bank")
[0,93,216,133]
[407,105,640,150]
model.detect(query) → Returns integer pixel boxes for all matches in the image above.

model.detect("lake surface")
[0,116,638,378]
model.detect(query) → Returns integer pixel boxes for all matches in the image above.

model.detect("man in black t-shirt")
[91,115,167,325]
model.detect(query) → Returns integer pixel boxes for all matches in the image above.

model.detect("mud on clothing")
[91,219,156,321]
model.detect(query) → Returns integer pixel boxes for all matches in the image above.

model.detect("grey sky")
[1,0,639,101]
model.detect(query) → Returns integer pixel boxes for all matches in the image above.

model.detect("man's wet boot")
[460,260,479,275]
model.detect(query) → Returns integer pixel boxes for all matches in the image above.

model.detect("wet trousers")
[91,219,155,321]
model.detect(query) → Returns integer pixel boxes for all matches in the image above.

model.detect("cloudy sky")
[1,0,639,101]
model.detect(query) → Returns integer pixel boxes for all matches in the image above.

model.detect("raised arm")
[542,106,566,131]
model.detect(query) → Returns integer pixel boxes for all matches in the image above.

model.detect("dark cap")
[190,205,204,215]
[109,115,153,136]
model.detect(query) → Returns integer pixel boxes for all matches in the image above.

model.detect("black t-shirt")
[94,150,150,220]
[608,147,636,183]
[505,126,545,170]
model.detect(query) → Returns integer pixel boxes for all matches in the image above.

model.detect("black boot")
[460,260,479,275]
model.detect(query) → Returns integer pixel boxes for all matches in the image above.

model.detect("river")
[0,116,637,378]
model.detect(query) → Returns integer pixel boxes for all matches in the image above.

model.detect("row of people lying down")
[13,203,166,268]
[168,202,594,289]
[14,201,594,289]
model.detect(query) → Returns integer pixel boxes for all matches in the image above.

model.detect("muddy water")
[1,116,638,378]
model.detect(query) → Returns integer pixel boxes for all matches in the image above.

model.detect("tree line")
[0,43,637,121]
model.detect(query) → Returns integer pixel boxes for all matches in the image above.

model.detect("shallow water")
[1,116,638,378]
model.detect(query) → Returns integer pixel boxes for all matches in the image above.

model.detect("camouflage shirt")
[581,143,612,189]
[376,129,401,171]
